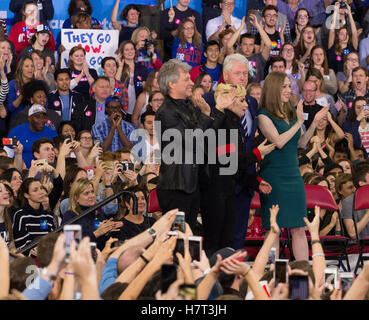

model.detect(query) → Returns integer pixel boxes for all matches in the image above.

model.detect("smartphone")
[173,238,185,265]
[120,161,134,172]
[64,135,72,144]
[161,264,177,293]
[172,211,185,233]
[84,166,95,180]
[274,259,289,287]
[90,242,97,262]
[179,284,196,300]
[36,159,48,167]
[289,275,309,300]
[168,231,179,237]
[324,267,338,290]
[339,272,355,292]
[2,137,18,146]
[94,139,100,146]
[112,240,124,248]
[188,236,202,262]
[64,224,82,263]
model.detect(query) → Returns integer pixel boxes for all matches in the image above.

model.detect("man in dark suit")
[155,59,225,232]
[203,53,271,250]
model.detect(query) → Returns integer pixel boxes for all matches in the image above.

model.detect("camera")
[120,161,134,172]
[2,137,18,146]
[144,39,157,57]
[339,1,347,8]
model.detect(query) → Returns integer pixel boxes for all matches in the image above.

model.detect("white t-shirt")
[205,15,246,41]
[127,73,136,115]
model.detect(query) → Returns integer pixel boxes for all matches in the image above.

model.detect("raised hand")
[215,87,236,111]
[269,204,280,234]
[168,7,175,23]
[296,99,304,125]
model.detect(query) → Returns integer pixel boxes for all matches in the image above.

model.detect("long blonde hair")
[259,72,295,121]
[69,178,95,214]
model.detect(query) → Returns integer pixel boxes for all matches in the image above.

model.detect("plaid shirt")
[249,11,292,43]
[91,117,137,152]
[342,88,369,109]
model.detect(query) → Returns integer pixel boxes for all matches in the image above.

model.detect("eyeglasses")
[265,14,277,18]
[183,26,194,31]
[347,58,359,62]
[80,136,93,141]
[283,47,294,52]
[298,15,308,19]
[303,89,316,92]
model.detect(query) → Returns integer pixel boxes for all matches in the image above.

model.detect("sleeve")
[99,258,118,294]
[205,18,218,41]
[12,210,30,250]
[159,10,176,41]
[91,124,105,144]
[0,78,9,106]
[341,196,353,220]
[8,23,22,54]
[152,50,163,70]
[45,30,56,52]
[359,39,369,69]
[89,69,99,80]
[194,11,203,35]
[6,81,18,113]
[22,276,53,300]
[48,174,63,211]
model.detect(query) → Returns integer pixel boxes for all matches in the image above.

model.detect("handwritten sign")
[61,29,119,75]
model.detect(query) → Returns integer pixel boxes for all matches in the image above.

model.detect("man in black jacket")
[71,77,111,132]
[47,68,84,122]
[155,59,225,232]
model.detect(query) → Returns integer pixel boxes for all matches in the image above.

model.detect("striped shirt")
[0,79,9,106]
[12,204,55,251]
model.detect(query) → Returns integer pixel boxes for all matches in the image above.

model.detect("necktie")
[241,114,248,139]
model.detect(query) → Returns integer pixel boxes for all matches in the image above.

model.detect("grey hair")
[157,59,192,96]
[223,54,249,73]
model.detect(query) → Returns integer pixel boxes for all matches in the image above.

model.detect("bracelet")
[203,268,211,276]
[140,254,149,264]
[311,240,321,245]
[64,271,74,275]
[105,185,113,188]
[86,74,91,78]
[312,253,325,258]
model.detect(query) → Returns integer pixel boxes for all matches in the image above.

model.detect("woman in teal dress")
[257,71,320,261]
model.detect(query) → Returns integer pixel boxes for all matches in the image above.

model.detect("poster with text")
[61,28,119,75]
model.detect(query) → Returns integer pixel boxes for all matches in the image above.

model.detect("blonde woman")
[61,178,123,249]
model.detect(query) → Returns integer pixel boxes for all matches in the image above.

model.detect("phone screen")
[161,264,177,293]
[64,226,82,261]
[325,270,337,288]
[275,260,288,287]
[189,239,201,261]
[341,277,354,292]
[172,213,185,233]
[289,275,309,300]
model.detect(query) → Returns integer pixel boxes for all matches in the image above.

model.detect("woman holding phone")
[76,130,102,167]
[61,178,123,249]
[110,186,155,242]
[257,72,327,261]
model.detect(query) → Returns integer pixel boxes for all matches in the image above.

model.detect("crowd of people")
[2,0,369,301]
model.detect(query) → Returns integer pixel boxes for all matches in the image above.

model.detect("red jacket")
[8,21,56,56]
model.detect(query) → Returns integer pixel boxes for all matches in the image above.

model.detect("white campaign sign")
[61,29,119,75]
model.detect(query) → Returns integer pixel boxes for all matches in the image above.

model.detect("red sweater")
[8,21,56,56]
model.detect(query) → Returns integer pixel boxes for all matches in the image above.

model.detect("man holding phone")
[92,96,136,152]
[7,104,57,168]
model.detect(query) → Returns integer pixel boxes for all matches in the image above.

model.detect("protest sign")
[61,29,119,75]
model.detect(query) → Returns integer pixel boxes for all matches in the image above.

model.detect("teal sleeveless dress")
[258,107,307,230]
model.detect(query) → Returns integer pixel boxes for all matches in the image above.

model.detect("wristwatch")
[41,268,57,282]
[148,228,156,241]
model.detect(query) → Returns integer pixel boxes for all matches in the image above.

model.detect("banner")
[60,28,119,75]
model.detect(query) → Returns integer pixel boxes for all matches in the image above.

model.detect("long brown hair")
[298,25,316,57]
[280,43,299,74]
[177,18,201,49]
[68,46,86,71]
[309,45,329,75]
[15,57,34,89]
[143,70,158,94]
[259,72,295,121]
[116,40,136,83]
[335,26,352,55]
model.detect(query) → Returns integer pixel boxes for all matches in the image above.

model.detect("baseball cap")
[36,24,51,34]
[28,104,47,117]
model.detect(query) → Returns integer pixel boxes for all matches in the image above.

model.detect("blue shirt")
[204,65,221,90]
[60,93,70,121]
[8,123,57,168]
[171,37,203,68]
[91,118,136,152]
[95,101,106,125]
